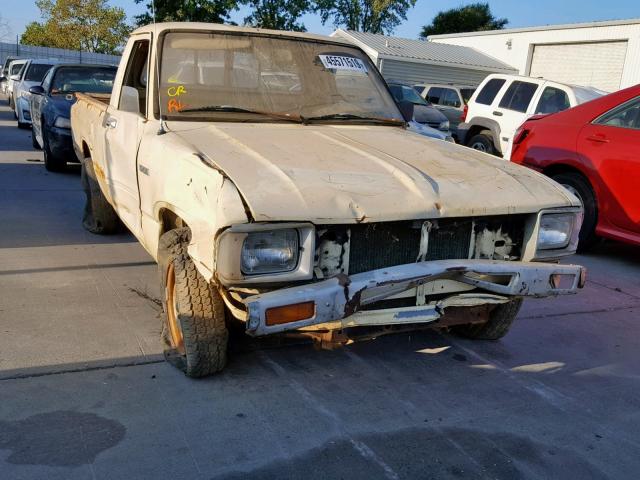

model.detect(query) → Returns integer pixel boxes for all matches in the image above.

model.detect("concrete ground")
[1,95,639,480]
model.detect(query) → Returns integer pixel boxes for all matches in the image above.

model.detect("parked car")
[1,56,25,95]
[458,74,605,158]
[510,84,640,248]
[29,64,118,171]
[72,23,585,377]
[5,59,28,108]
[387,82,451,133]
[407,120,455,142]
[12,59,59,128]
[415,83,476,134]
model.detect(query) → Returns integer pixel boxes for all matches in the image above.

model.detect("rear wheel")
[17,121,30,130]
[467,132,496,155]
[550,172,598,250]
[159,228,229,377]
[8,95,14,110]
[81,157,121,234]
[43,130,66,172]
[453,298,523,340]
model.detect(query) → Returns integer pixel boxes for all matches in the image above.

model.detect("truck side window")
[498,81,537,113]
[475,78,505,105]
[119,40,150,116]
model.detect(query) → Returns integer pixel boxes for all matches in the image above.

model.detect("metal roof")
[429,17,640,39]
[332,29,516,72]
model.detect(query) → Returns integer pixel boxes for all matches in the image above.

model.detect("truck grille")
[316,216,526,277]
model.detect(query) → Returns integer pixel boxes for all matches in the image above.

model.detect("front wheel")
[550,172,598,251]
[453,298,523,340]
[158,228,229,377]
[43,130,66,171]
[31,124,41,150]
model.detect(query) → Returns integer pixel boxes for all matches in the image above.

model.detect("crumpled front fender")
[243,259,586,336]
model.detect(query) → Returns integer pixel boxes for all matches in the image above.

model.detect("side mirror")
[29,85,45,96]
[10,74,20,82]
[119,85,140,114]
[397,101,415,122]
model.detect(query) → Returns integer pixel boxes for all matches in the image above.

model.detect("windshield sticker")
[318,55,368,73]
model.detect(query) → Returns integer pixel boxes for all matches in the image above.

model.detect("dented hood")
[169,122,577,223]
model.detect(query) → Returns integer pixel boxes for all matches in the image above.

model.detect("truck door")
[103,37,150,236]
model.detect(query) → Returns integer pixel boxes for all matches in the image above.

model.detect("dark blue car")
[29,64,117,171]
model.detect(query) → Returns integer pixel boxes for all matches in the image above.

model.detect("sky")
[1,0,639,43]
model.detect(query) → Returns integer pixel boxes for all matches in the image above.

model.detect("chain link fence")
[1,42,121,67]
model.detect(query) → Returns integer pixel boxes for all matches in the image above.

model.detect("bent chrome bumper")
[243,260,585,336]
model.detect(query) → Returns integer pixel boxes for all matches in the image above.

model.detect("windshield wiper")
[301,113,404,125]
[177,105,302,123]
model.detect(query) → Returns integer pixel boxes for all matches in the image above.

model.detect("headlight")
[20,90,31,99]
[438,120,450,131]
[241,229,299,274]
[537,212,582,251]
[54,116,71,129]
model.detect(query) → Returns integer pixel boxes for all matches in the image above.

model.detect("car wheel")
[80,157,121,234]
[17,121,30,130]
[8,95,14,110]
[453,298,523,340]
[42,130,66,172]
[31,123,41,150]
[551,172,598,251]
[467,132,496,155]
[158,228,229,377]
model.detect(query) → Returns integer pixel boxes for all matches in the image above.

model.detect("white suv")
[458,74,604,159]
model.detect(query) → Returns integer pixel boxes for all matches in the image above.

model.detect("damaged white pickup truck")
[71,23,585,377]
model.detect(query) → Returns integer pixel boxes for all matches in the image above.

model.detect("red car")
[511,84,640,248]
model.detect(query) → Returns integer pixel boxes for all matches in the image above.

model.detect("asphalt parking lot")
[1,94,639,480]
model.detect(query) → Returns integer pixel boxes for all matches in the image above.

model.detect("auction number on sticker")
[318,55,368,73]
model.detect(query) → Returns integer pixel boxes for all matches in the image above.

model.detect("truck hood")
[169,122,577,223]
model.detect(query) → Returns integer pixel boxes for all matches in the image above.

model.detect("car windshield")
[460,88,475,104]
[159,32,402,123]
[51,67,117,94]
[388,84,428,106]
[25,64,54,82]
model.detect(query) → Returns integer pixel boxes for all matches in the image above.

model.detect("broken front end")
[214,209,585,337]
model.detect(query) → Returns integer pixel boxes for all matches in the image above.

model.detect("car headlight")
[438,120,450,131]
[54,116,71,129]
[537,212,582,251]
[241,229,299,274]
[20,90,31,100]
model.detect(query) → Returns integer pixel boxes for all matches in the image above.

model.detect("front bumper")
[17,96,31,124]
[48,126,77,162]
[244,259,585,336]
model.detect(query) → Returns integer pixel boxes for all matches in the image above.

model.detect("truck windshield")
[159,32,403,123]
[51,67,117,94]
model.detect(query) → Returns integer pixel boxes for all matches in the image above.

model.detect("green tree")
[315,0,416,34]
[20,0,130,54]
[420,2,507,38]
[243,0,310,31]
[134,0,239,26]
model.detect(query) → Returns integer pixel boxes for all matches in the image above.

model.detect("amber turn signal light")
[265,301,315,326]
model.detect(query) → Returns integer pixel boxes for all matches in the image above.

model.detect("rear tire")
[158,228,229,377]
[17,121,30,130]
[81,157,121,234]
[8,95,14,110]
[43,130,66,172]
[550,172,598,251]
[467,132,496,155]
[453,298,523,340]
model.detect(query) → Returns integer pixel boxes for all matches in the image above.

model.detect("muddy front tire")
[453,298,523,340]
[158,228,228,377]
[81,157,121,234]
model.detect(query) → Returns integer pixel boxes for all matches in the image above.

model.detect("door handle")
[105,117,117,129]
[586,134,609,143]
[492,111,503,116]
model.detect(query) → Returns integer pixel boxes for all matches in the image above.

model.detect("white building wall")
[429,23,640,90]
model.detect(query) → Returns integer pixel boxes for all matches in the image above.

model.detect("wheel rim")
[166,263,185,354]
[471,141,487,152]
